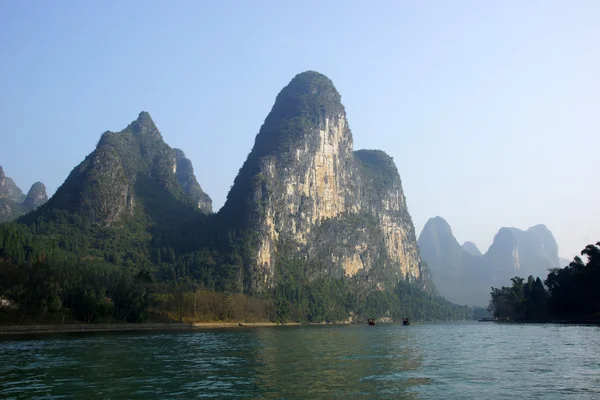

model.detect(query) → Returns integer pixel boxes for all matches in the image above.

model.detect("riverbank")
[0,321,302,336]
[494,319,600,325]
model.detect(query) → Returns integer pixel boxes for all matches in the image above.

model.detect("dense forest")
[488,242,600,320]
[0,218,471,324]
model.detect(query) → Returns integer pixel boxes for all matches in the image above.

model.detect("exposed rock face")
[174,149,212,213]
[45,112,211,227]
[418,217,561,306]
[23,182,48,208]
[0,166,25,203]
[221,71,427,292]
[0,166,47,223]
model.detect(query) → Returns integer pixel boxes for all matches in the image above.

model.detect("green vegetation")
[354,149,398,193]
[0,78,475,326]
[0,219,472,324]
[271,243,471,323]
[488,241,600,320]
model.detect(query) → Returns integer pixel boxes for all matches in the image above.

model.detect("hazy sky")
[1,1,598,259]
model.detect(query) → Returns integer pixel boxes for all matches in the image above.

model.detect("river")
[1,322,599,399]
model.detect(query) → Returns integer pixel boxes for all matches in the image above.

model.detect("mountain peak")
[128,111,161,139]
[527,224,550,233]
[266,71,345,127]
[423,216,453,234]
[418,217,460,258]
[23,182,48,208]
[462,241,482,256]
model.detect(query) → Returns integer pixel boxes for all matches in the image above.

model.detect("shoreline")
[0,321,301,336]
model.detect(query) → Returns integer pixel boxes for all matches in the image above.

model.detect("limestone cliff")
[44,112,212,227]
[174,149,212,213]
[23,182,48,209]
[221,71,427,292]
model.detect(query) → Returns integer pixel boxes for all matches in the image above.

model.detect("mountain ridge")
[0,166,48,222]
[418,216,560,306]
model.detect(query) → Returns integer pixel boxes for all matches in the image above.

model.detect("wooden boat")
[368,318,376,326]
[402,318,410,326]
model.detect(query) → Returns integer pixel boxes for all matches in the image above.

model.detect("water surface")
[1,322,599,399]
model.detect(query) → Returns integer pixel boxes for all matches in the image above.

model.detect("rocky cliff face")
[45,112,211,227]
[0,166,48,222]
[0,166,25,203]
[174,149,212,213]
[221,71,426,292]
[418,217,561,306]
[22,182,48,208]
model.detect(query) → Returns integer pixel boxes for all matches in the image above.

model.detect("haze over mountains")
[418,216,562,306]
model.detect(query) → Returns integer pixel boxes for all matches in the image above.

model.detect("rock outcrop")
[174,149,212,213]
[23,182,48,208]
[221,71,428,292]
[418,217,561,306]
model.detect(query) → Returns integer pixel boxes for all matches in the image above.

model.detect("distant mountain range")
[418,216,563,306]
[0,166,47,223]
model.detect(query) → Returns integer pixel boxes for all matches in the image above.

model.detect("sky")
[1,1,598,259]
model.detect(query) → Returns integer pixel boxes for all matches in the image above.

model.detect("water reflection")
[253,324,424,398]
[1,323,600,399]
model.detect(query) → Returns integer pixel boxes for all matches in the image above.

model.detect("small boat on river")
[403,318,410,326]
[368,318,376,326]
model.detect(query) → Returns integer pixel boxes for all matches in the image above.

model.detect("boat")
[477,318,495,322]
[403,318,410,326]
[368,318,376,326]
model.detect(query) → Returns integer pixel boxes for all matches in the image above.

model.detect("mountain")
[462,241,482,256]
[5,112,213,269]
[219,71,428,293]
[43,111,211,228]
[559,257,571,268]
[0,72,473,325]
[417,217,483,305]
[418,218,561,306]
[485,225,560,281]
[0,166,48,222]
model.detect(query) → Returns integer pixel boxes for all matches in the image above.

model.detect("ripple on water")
[1,323,600,399]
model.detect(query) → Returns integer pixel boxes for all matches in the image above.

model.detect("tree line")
[488,242,600,320]
[0,208,474,325]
